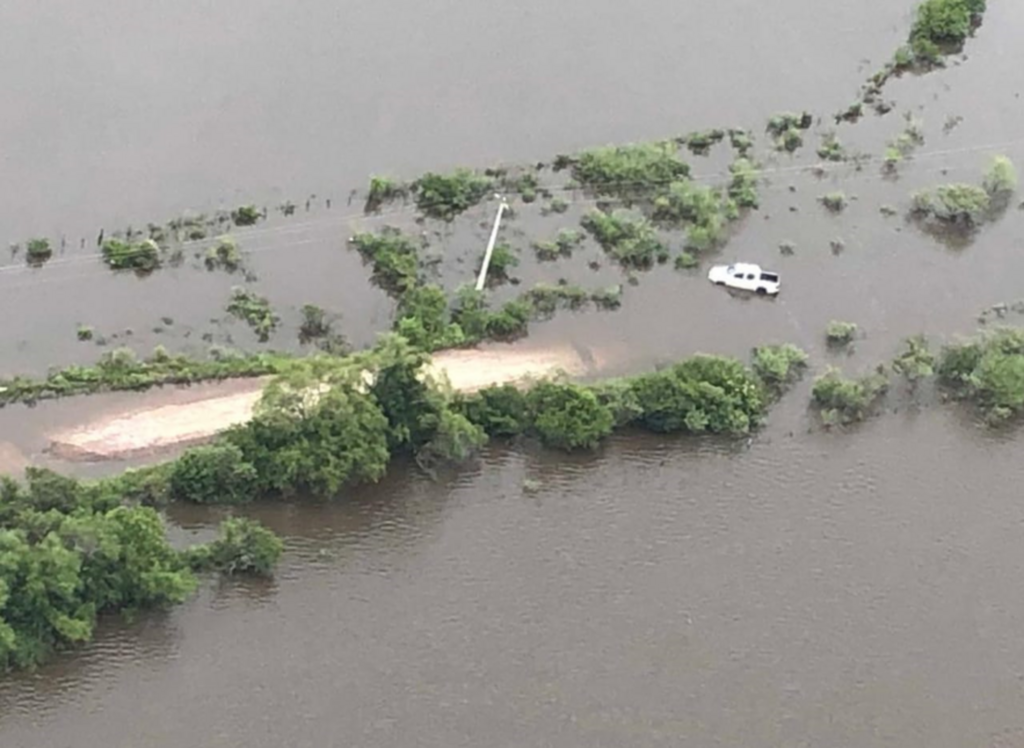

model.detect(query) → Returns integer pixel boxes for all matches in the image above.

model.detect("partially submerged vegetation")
[25,238,52,267]
[102,238,161,273]
[563,141,691,199]
[826,320,858,348]
[412,169,493,221]
[0,467,282,671]
[910,155,1016,230]
[936,327,1024,423]
[580,209,669,269]
[533,229,584,262]
[204,236,244,273]
[226,288,279,343]
[766,112,812,153]
[751,344,809,394]
[0,348,288,407]
[811,366,889,426]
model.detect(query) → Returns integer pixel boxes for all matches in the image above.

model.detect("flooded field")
[3,0,1024,745]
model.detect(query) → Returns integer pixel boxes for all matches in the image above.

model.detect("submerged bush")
[413,169,493,221]
[365,176,407,213]
[102,238,161,272]
[892,334,936,384]
[911,183,991,227]
[817,133,847,162]
[811,367,889,426]
[727,158,760,209]
[226,288,279,342]
[350,228,421,295]
[526,381,615,451]
[936,327,1024,422]
[169,444,257,505]
[766,112,812,152]
[682,129,725,156]
[25,238,52,267]
[570,142,690,197]
[204,236,243,272]
[532,228,585,262]
[394,284,465,351]
[751,344,808,392]
[580,209,668,269]
[911,0,986,54]
[826,320,858,347]
[483,244,518,285]
[629,356,766,434]
[189,517,283,576]
[456,384,531,437]
[982,155,1017,200]
[231,205,262,227]
[819,192,848,213]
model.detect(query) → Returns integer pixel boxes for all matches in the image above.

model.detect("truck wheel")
[715,281,726,286]
[756,287,767,295]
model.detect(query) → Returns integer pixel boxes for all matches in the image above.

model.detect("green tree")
[526,381,614,451]
[169,444,258,505]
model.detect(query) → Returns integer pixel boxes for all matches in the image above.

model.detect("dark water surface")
[4,0,1024,745]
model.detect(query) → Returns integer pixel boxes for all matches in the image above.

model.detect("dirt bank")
[48,343,605,462]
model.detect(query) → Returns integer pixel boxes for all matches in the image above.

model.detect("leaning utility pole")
[474,197,509,291]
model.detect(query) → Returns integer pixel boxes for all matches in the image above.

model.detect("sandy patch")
[49,344,599,462]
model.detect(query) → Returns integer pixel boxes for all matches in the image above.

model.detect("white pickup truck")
[708,263,781,296]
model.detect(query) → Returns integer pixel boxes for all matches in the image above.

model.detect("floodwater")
[4,0,1024,744]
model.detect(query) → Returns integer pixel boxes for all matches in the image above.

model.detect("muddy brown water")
[4,0,1024,744]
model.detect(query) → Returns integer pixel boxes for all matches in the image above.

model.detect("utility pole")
[474,197,509,292]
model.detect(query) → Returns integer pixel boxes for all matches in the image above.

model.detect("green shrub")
[204,236,243,272]
[547,196,570,214]
[365,176,407,213]
[652,180,737,233]
[350,228,421,296]
[819,192,848,213]
[169,443,257,504]
[394,284,465,351]
[570,141,690,197]
[413,169,493,221]
[911,183,991,226]
[484,244,518,285]
[826,320,858,347]
[936,327,1024,422]
[101,238,160,272]
[190,517,284,576]
[911,0,985,49]
[533,228,584,261]
[25,238,52,267]
[457,384,531,436]
[892,335,936,383]
[76,326,94,342]
[675,251,699,270]
[766,112,812,152]
[226,288,279,342]
[811,368,888,425]
[525,283,590,317]
[728,128,754,155]
[629,355,765,434]
[983,155,1017,199]
[231,205,262,227]
[751,344,809,391]
[728,158,760,208]
[817,133,847,162]
[590,285,623,310]
[682,129,725,156]
[581,209,668,269]
[526,381,615,451]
